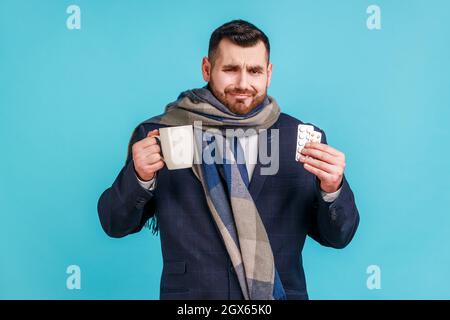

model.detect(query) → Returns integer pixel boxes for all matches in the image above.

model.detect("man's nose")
[236,70,249,90]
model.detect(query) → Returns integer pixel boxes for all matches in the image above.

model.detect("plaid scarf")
[128,87,286,300]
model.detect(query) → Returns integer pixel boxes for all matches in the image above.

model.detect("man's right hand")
[132,129,165,181]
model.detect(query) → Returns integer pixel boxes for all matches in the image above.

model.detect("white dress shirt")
[136,135,341,202]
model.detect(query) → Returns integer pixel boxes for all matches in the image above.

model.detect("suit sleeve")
[97,123,158,238]
[307,129,360,249]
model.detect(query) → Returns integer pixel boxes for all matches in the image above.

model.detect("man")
[97,20,359,300]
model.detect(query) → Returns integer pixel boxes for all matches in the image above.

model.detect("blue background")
[1,0,449,299]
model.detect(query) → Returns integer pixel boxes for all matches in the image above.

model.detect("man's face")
[202,39,272,115]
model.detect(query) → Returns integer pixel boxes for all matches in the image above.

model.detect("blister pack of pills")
[295,124,322,161]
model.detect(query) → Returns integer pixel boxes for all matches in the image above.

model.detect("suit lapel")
[249,120,279,202]
[249,160,267,202]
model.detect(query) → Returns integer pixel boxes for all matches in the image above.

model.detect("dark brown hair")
[208,19,270,64]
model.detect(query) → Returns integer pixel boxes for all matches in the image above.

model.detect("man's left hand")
[298,142,346,193]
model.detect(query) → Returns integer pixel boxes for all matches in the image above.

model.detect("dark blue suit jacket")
[97,113,360,300]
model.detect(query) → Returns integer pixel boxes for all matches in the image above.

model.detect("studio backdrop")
[1,0,449,299]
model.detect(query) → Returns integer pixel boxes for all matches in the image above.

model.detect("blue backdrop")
[1,0,449,299]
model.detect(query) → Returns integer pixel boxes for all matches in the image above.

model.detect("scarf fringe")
[145,215,159,235]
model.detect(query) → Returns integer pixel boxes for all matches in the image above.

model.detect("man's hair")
[208,19,270,65]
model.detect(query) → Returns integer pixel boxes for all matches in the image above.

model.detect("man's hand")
[298,142,345,193]
[132,129,165,181]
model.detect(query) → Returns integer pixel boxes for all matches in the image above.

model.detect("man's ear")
[267,62,273,87]
[202,57,211,82]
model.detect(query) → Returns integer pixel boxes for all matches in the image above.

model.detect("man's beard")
[208,81,267,115]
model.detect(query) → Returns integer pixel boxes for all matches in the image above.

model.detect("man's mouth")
[229,93,252,99]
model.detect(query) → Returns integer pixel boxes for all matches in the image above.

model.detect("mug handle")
[149,134,165,162]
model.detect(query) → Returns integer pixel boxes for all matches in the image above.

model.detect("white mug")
[154,125,194,170]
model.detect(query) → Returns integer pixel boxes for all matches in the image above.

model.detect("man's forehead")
[215,39,268,66]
